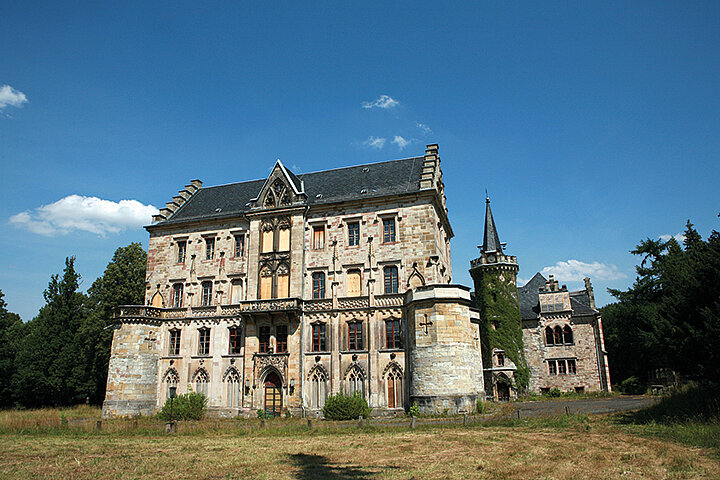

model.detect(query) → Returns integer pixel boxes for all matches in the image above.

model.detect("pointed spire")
[482,195,503,254]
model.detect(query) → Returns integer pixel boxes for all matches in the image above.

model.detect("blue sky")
[2,2,718,321]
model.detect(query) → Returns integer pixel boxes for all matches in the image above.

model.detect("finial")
[485,189,489,202]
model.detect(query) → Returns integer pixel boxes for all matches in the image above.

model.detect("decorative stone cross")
[419,317,433,335]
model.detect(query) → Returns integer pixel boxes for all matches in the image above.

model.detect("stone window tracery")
[309,366,328,409]
[386,366,403,408]
[163,368,179,400]
[193,368,209,396]
[345,365,365,397]
[224,368,241,408]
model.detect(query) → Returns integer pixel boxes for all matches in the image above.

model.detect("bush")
[620,376,645,395]
[157,392,207,421]
[409,403,420,417]
[477,399,491,414]
[322,392,371,420]
[547,388,563,398]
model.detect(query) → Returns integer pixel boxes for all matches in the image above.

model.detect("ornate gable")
[250,160,306,211]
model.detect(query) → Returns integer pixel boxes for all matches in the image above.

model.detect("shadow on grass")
[289,453,396,480]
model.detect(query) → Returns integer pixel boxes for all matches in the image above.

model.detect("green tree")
[602,219,720,387]
[13,257,87,406]
[0,290,25,407]
[80,243,147,403]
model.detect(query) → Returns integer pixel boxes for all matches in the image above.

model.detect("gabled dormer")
[249,160,307,210]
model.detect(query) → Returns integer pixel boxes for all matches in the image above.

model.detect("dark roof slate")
[161,156,424,225]
[482,198,503,254]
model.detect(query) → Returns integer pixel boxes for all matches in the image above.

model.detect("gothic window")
[198,327,210,355]
[277,263,290,298]
[168,329,181,356]
[224,368,241,408]
[382,218,396,243]
[568,359,577,374]
[348,321,363,351]
[264,190,276,208]
[312,272,326,299]
[234,234,245,258]
[385,318,402,349]
[278,222,290,252]
[164,369,179,400]
[386,366,403,408]
[259,326,271,353]
[309,367,328,409]
[548,360,557,375]
[151,291,163,308]
[172,283,183,308]
[312,226,325,250]
[545,326,554,346]
[346,366,364,397]
[276,325,288,353]
[553,326,564,345]
[312,323,327,352]
[272,179,291,206]
[348,221,360,246]
[384,266,399,294]
[261,223,274,254]
[177,240,186,263]
[193,369,209,396]
[228,326,242,354]
[347,269,361,296]
[497,352,505,367]
[231,280,243,304]
[563,325,574,345]
[205,237,215,260]
[259,265,273,300]
[201,281,213,306]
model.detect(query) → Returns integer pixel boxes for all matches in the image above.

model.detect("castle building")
[102,144,610,418]
[103,145,485,418]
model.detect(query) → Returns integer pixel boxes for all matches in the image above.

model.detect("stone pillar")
[406,285,484,415]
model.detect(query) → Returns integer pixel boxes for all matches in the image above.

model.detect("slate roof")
[481,197,503,254]
[159,156,425,225]
[517,272,598,320]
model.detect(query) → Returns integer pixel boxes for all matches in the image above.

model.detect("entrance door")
[264,371,282,417]
[497,382,510,401]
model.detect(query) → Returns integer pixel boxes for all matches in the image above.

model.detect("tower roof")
[482,196,503,254]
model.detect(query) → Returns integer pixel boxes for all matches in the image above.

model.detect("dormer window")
[539,291,570,313]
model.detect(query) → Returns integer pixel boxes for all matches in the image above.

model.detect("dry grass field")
[0,408,719,480]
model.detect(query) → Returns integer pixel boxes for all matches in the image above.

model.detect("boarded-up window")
[277,264,290,298]
[231,280,243,304]
[347,269,361,296]
[278,226,290,252]
[151,292,163,307]
[262,228,274,253]
[260,266,273,300]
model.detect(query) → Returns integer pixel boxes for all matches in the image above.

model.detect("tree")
[602,218,720,387]
[79,243,147,403]
[0,290,24,407]
[13,257,87,406]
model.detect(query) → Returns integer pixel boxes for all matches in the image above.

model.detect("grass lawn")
[1,414,719,479]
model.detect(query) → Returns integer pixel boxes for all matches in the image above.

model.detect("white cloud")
[9,195,158,237]
[0,85,28,109]
[391,135,411,150]
[362,94,399,109]
[362,136,386,149]
[659,232,685,243]
[540,259,626,282]
[416,122,432,134]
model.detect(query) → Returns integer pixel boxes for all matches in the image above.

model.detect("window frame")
[259,325,271,354]
[276,325,288,353]
[176,240,187,264]
[169,328,181,356]
[172,283,184,308]
[385,318,402,349]
[201,281,213,306]
[312,225,325,250]
[312,323,327,352]
[205,237,215,260]
[233,233,245,258]
[548,359,557,375]
[228,326,242,355]
[383,265,399,294]
[312,271,326,299]
[198,327,211,356]
[348,321,363,351]
[382,217,396,243]
[347,221,360,247]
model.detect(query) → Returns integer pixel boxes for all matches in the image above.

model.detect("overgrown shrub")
[476,399,490,414]
[547,388,563,398]
[620,376,645,395]
[408,403,420,417]
[156,392,207,421]
[322,392,371,420]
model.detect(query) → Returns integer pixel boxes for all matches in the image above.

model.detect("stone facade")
[103,144,484,418]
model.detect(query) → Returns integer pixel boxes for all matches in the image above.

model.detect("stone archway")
[263,370,282,417]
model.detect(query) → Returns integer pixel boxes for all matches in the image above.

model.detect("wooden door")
[264,372,282,417]
[387,379,395,408]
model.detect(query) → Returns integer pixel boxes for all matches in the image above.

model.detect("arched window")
[563,325,573,345]
[553,326,563,345]
[309,367,328,409]
[347,269,361,296]
[345,366,364,397]
[277,263,290,298]
[193,369,209,396]
[164,369,179,400]
[545,326,554,346]
[224,368,241,408]
[312,272,326,299]
[259,265,273,300]
[151,291,163,308]
[384,266,399,294]
[386,366,403,408]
